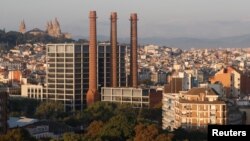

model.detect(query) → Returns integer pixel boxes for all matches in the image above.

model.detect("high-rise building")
[0,88,8,134]
[45,43,127,111]
[46,44,89,111]
[98,43,127,88]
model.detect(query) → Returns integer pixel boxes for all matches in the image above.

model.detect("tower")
[46,44,89,111]
[87,11,99,106]
[130,13,138,88]
[111,12,118,87]
[19,20,26,34]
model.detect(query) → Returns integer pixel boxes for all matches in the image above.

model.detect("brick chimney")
[87,11,99,106]
[111,12,118,87]
[130,13,138,88]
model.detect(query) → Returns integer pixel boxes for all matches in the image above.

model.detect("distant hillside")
[139,35,250,49]
[0,29,74,49]
[74,34,250,49]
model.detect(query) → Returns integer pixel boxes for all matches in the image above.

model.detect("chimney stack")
[111,12,118,87]
[130,13,138,88]
[87,11,99,106]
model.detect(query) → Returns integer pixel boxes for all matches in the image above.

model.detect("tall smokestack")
[87,11,99,106]
[130,13,138,88]
[111,12,118,87]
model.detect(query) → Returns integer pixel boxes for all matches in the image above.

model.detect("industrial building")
[101,87,162,108]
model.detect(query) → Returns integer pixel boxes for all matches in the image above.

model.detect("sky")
[1,0,250,39]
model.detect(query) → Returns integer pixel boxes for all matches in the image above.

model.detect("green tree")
[188,130,207,141]
[9,97,40,117]
[35,101,64,120]
[85,102,116,122]
[0,128,36,141]
[172,128,189,141]
[99,114,135,141]
[63,132,82,141]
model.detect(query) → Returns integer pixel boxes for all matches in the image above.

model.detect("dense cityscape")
[1,1,250,141]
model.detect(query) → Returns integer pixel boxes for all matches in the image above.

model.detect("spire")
[53,18,61,37]
[19,20,26,34]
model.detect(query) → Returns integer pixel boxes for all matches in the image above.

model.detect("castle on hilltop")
[19,18,71,39]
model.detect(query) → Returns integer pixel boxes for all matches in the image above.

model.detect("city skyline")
[2,0,250,40]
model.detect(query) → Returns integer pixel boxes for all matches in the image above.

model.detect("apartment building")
[210,66,250,97]
[162,87,227,130]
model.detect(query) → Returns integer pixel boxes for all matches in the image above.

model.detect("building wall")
[8,70,22,82]
[162,93,178,130]
[239,108,250,124]
[0,90,8,134]
[45,43,127,111]
[21,84,43,100]
[232,71,241,97]
[210,67,250,97]
[149,91,162,108]
[162,88,227,130]
[210,72,231,97]
[46,44,88,111]
[98,43,126,88]
[101,87,161,108]
[175,102,227,129]
[241,74,250,95]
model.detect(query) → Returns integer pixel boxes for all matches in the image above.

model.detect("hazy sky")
[1,0,250,39]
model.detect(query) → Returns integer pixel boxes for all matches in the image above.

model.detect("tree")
[134,123,159,141]
[172,128,189,141]
[35,101,64,120]
[63,132,82,141]
[155,134,173,141]
[84,121,104,140]
[85,102,116,122]
[188,130,207,141]
[99,114,135,141]
[9,97,40,117]
[0,128,36,141]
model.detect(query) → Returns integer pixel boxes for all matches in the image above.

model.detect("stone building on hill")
[19,20,26,34]
[18,18,71,39]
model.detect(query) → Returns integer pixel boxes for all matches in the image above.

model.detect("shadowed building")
[98,43,127,88]
[0,88,8,134]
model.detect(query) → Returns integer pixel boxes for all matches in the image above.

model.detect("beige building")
[101,87,162,108]
[163,87,227,130]
[21,84,43,100]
